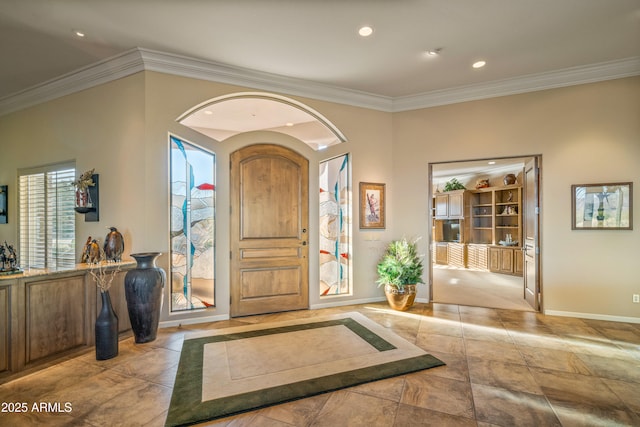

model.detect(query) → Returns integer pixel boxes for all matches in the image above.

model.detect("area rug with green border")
[165,311,444,426]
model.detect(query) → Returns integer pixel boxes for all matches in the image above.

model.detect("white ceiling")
[1,0,639,102]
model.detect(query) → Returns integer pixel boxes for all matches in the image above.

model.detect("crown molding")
[392,57,640,112]
[0,49,146,116]
[138,48,392,111]
[0,48,638,117]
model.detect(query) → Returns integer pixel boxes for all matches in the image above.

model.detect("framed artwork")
[360,182,385,229]
[571,182,633,230]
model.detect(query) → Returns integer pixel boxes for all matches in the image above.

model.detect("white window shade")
[19,164,75,269]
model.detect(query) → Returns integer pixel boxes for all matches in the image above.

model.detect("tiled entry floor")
[1,302,639,426]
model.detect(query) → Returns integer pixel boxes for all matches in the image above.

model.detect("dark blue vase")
[124,252,166,343]
[95,290,118,360]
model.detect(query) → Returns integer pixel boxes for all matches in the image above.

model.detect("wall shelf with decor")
[74,174,99,222]
[0,185,7,224]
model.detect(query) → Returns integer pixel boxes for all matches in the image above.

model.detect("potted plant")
[443,178,466,192]
[376,237,424,311]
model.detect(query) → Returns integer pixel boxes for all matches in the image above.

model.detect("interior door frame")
[428,155,542,311]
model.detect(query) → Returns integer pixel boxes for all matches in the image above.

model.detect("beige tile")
[518,346,593,375]
[467,357,543,395]
[602,377,640,413]
[420,350,469,382]
[401,372,474,418]
[472,383,561,426]
[415,333,466,355]
[310,389,398,427]
[392,403,477,427]
[463,339,525,365]
[575,352,640,383]
[83,381,172,426]
[462,323,513,344]
[259,393,330,426]
[351,375,406,402]
[417,316,463,337]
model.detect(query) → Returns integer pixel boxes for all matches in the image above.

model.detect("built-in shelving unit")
[469,184,521,246]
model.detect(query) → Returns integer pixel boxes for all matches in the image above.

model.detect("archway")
[177,92,346,151]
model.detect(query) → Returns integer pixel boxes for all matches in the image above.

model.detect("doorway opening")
[428,155,541,312]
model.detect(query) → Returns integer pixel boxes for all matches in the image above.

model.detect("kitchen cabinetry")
[489,246,523,276]
[435,190,466,219]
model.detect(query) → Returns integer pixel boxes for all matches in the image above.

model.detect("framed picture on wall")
[571,182,633,230]
[360,182,385,229]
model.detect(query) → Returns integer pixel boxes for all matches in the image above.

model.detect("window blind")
[19,165,76,269]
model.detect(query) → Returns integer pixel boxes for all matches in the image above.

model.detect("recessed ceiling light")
[203,110,213,115]
[73,29,86,38]
[488,161,496,165]
[358,26,374,37]
[472,60,486,69]
[285,122,294,127]
[426,48,442,56]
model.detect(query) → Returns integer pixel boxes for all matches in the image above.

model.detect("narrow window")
[319,154,351,296]
[170,136,215,311]
[19,163,76,269]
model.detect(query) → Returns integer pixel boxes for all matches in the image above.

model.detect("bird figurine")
[104,227,124,262]
[88,239,101,264]
[81,236,92,263]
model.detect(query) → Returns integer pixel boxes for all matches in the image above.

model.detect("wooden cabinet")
[467,244,488,270]
[489,246,523,276]
[447,243,466,268]
[0,262,133,381]
[435,190,466,219]
[26,275,88,364]
[435,242,448,265]
[0,282,14,374]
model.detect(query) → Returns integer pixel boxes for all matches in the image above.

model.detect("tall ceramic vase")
[124,252,166,343]
[95,290,119,360]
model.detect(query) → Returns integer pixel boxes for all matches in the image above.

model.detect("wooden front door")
[523,158,540,310]
[230,144,309,317]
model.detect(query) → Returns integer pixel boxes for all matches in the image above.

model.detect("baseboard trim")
[544,310,640,324]
[311,297,386,309]
[160,313,230,328]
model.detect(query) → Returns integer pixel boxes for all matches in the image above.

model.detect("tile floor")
[1,302,639,426]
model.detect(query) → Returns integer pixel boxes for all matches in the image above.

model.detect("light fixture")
[73,29,86,38]
[285,122,294,127]
[472,60,486,69]
[203,110,213,115]
[358,26,374,37]
[426,48,442,56]
[488,161,496,165]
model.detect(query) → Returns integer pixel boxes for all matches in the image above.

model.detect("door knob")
[302,241,307,246]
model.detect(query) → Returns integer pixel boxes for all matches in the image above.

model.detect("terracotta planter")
[384,284,417,311]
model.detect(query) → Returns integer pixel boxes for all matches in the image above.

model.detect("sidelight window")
[169,135,215,311]
[319,154,351,296]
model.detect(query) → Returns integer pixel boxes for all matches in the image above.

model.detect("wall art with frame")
[359,182,385,229]
[571,182,633,230]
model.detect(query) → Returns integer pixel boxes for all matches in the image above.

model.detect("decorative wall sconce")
[0,185,7,224]
[74,174,99,222]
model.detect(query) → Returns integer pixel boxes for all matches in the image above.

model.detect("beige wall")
[0,72,637,322]
[393,76,640,320]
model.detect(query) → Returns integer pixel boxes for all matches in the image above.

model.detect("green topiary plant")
[443,178,466,191]
[376,237,425,290]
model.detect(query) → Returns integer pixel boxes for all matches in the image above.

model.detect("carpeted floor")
[165,312,444,426]
[432,265,533,311]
